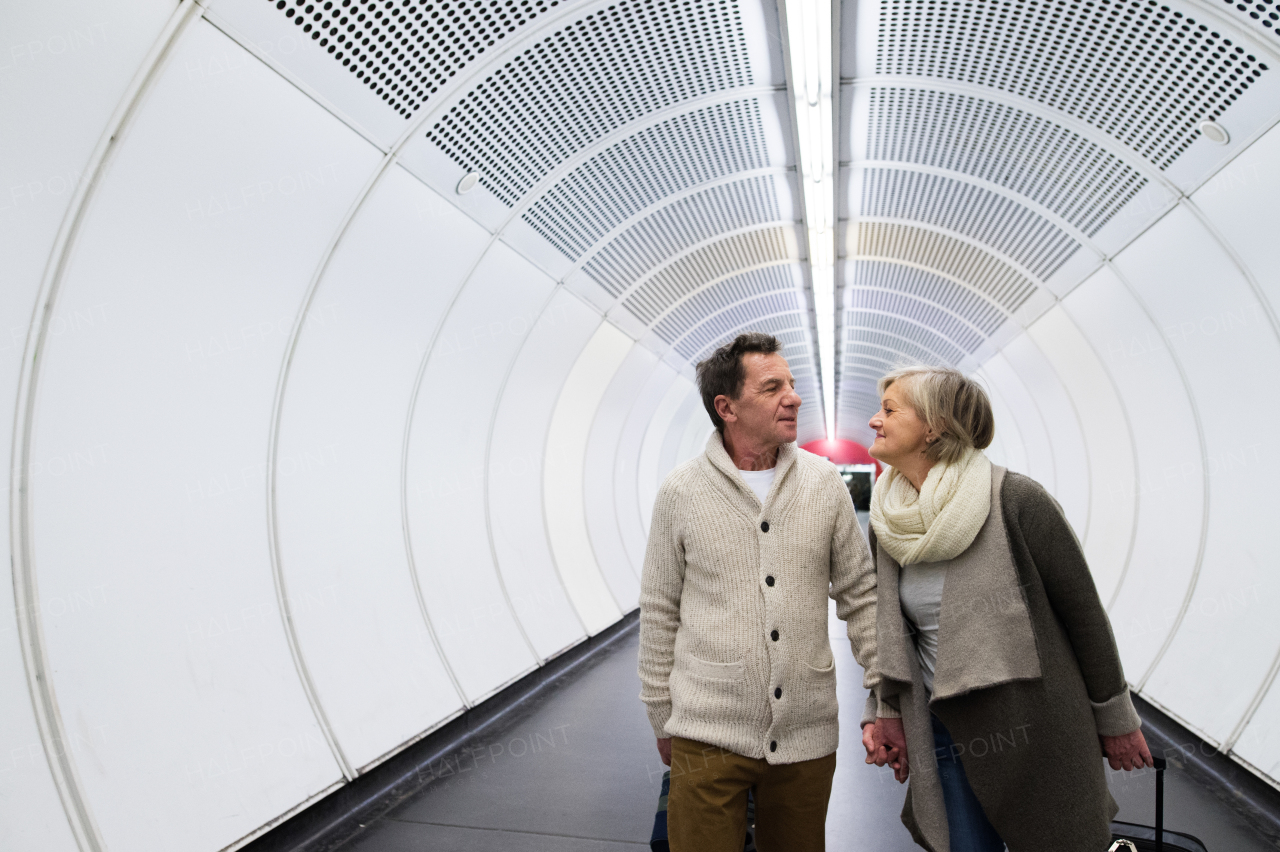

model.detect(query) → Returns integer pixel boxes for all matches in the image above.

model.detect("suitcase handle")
[1153,756,1166,852]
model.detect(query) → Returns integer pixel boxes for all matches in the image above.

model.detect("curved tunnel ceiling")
[3,0,1280,850]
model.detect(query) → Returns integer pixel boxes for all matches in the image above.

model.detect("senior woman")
[858,366,1152,852]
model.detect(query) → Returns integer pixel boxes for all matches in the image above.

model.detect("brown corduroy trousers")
[667,736,837,852]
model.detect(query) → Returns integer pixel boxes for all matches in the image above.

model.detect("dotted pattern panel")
[844,337,943,369]
[579,174,782,296]
[622,226,796,325]
[859,169,1081,281]
[876,0,1269,168]
[1217,0,1280,41]
[655,265,799,345]
[675,291,801,358]
[867,88,1147,236]
[846,287,985,354]
[846,260,1007,338]
[690,316,810,363]
[852,222,1038,314]
[529,100,772,260]
[427,0,751,205]
[841,310,967,364]
[265,0,559,118]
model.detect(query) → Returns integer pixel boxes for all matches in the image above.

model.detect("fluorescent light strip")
[783,0,836,439]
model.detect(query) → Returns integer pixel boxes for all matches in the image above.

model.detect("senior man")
[638,332,889,852]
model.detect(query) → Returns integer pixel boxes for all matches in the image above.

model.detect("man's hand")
[657,737,672,767]
[862,718,909,783]
[1102,728,1153,771]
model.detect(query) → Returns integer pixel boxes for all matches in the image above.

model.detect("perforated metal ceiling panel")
[835,0,1280,440]
[876,0,1268,168]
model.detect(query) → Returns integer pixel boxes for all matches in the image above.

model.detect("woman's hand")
[862,718,910,782]
[1101,728,1153,771]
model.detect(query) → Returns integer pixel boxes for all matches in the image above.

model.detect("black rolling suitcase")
[1107,757,1208,852]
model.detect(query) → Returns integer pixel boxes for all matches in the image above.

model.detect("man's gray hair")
[695,332,783,433]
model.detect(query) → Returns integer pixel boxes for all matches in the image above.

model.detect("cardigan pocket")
[789,649,839,727]
[680,652,745,683]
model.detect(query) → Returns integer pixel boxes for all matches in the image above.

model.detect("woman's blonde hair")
[877,366,994,464]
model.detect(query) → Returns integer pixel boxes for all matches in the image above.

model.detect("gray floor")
[337,617,1275,851]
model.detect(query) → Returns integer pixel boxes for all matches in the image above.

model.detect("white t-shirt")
[738,467,777,505]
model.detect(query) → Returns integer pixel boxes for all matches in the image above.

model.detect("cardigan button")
[770,741,777,752]
[760,521,769,532]
[770,629,779,641]
[774,687,782,699]
[765,575,775,587]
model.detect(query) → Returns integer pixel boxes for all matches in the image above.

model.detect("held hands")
[862,717,910,783]
[1101,728,1154,771]
[657,737,672,766]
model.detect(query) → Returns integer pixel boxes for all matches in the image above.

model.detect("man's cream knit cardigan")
[638,431,883,764]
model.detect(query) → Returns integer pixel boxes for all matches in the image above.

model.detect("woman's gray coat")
[865,466,1142,852]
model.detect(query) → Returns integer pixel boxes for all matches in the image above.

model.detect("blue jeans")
[931,715,1005,852]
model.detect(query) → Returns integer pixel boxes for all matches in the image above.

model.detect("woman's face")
[867,382,932,466]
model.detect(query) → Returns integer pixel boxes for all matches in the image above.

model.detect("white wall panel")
[1114,204,1280,742]
[1192,119,1280,332]
[978,351,1057,494]
[273,168,483,771]
[975,368,1028,477]
[1000,335,1090,537]
[1059,266,1205,678]
[0,2,174,844]
[582,344,660,605]
[613,362,678,568]
[404,241,551,702]
[675,399,714,465]
[637,376,696,536]
[545,322,633,633]
[658,388,704,482]
[1233,676,1280,786]
[27,21,377,851]
[1026,306,1137,608]
[489,289,600,656]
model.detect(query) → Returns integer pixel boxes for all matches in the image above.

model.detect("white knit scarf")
[869,447,992,566]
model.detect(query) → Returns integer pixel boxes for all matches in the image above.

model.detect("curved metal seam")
[609,355,655,584]
[847,76,1180,192]
[1049,310,1143,614]
[984,345,1059,501]
[1023,316,1095,545]
[567,320,632,621]
[845,254,1017,329]
[497,85,783,234]
[847,215,1055,296]
[484,285,588,655]
[609,220,802,312]
[1101,259,1212,698]
[7,4,205,850]
[850,160,1105,256]
[837,303,981,364]
[837,327,958,369]
[664,278,810,352]
[648,259,802,352]
[1227,643,1280,754]
[398,232,504,709]
[685,309,814,363]
[562,167,792,276]
[842,283,995,345]
[260,158,408,787]
[630,368,683,547]
[1177,199,1280,750]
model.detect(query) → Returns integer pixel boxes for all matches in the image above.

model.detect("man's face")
[718,352,802,445]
